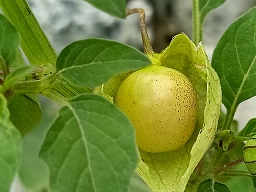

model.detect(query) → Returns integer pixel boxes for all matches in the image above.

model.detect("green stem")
[192,0,202,45]
[0,56,9,79]
[0,0,57,66]
[13,80,45,94]
[14,75,77,104]
[223,105,238,131]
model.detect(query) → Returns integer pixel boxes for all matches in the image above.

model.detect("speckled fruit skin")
[115,65,197,153]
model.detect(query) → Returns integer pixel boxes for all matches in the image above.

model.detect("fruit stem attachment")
[127,8,154,55]
[214,158,244,174]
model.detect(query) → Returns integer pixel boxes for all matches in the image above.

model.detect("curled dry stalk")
[127,8,154,55]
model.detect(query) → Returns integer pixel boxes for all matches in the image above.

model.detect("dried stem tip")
[127,8,154,55]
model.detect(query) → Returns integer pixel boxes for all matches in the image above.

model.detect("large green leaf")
[84,0,126,18]
[40,93,138,192]
[8,94,42,135]
[0,13,20,66]
[0,94,23,192]
[136,34,221,191]
[56,39,150,88]
[212,8,256,112]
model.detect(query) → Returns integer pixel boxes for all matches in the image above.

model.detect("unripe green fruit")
[244,136,256,175]
[115,65,197,153]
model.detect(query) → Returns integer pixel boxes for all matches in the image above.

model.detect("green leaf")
[0,94,23,192]
[40,93,138,192]
[8,94,42,135]
[0,0,57,66]
[199,0,226,23]
[4,66,34,89]
[136,34,222,191]
[84,0,126,18]
[238,118,256,138]
[212,8,256,112]
[56,39,150,88]
[0,13,20,66]
[197,179,230,192]
[193,0,226,44]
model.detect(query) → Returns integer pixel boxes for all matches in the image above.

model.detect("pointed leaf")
[197,179,230,192]
[40,93,138,192]
[136,34,221,191]
[4,66,34,89]
[212,8,256,111]
[199,0,226,23]
[84,0,126,18]
[0,13,20,66]
[56,39,150,88]
[0,94,23,192]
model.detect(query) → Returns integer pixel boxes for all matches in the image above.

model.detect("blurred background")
[10,0,256,191]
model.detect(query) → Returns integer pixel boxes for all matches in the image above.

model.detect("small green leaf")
[212,8,256,111]
[40,93,138,192]
[197,179,230,192]
[56,39,150,88]
[238,118,256,138]
[4,66,34,89]
[84,0,126,18]
[199,0,226,23]
[8,94,42,135]
[136,34,222,191]
[0,94,23,192]
[0,13,20,66]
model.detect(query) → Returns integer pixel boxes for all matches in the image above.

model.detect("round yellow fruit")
[115,65,197,153]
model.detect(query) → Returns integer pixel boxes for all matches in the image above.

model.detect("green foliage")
[0,94,22,192]
[56,39,150,88]
[193,0,226,44]
[0,0,255,191]
[238,118,256,138]
[0,0,57,65]
[40,94,138,192]
[84,0,126,18]
[212,8,256,113]
[199,0,226,23]
[197,179,230,192]
[3,66,34,90]
[7,94,42,135]
[0,13,20,67]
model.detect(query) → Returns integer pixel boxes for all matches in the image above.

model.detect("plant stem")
[192,0,201,45]
[0,56,9,79]
[127,8,154,55]
[223,105,238,131]
[0,0,57,66]
[215,158,244,174]
[13,80,45,94]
